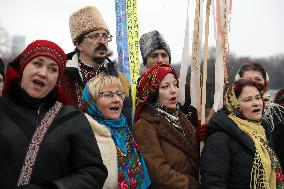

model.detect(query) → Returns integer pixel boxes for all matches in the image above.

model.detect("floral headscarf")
[134,63,178,122]
[224,82,240,115]
[224,79,265,118]
[82,81,151,189]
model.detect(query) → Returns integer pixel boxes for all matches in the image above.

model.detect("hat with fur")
[69,6,110,44]
[139,30,171,65]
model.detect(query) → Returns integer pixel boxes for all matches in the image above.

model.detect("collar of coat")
[65,51,114,86]
[84,113,112,138]
[139,105,198,161]
[209,110,256,153]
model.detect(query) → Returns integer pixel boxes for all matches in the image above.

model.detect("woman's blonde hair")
[87,73,125,100]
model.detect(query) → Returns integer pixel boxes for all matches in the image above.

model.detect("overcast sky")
[1,0,284,63]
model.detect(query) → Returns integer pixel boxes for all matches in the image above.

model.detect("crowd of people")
[0,5,284,189]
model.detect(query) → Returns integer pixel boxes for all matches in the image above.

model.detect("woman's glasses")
[99,91,125,101]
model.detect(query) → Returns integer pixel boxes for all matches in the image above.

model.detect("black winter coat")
[200,110,256,189]
[0,86,107,189]
[273,120,284,170]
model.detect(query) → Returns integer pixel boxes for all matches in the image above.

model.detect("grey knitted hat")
[139,30,171,65]
[69,6,110,44]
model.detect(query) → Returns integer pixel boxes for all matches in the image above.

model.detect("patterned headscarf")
[82,79,151,189]
[224,81,283,188]
[3,40,67,103]
[224,79,265,118]
[224,82,239,115]
[134,63,178,122]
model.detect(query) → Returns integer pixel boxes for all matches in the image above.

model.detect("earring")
[235,105,243,118]
[237,105,241,112]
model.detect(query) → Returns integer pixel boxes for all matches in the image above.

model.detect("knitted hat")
[69,6,110,44]
[0,57,4,78]
[134,63,178,122]
[139,30,171,65]
[3,40,67,103]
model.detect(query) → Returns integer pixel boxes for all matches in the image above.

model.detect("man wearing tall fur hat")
[139,30,171,69]
[62,6,132,125]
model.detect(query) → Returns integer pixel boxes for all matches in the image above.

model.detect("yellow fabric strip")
[126,0,140,112]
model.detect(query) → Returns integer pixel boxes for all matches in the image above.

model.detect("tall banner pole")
[212,0,231,113]
[200,0,211,153]
[115,0,140,116]
[178,0,191,106]
[190,0,204,121]
[115,0,131,82]
[126,0,140,112]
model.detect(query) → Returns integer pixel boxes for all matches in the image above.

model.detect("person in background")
[272,88,284,170]
[235,61,284,144]
[62,5,132,125]
[133,63,199,189]
[0,57,5,96]
[200,79,283,188]
[274,88,284,107]
[0,40,107,189]
[82,73,151,189]
[235,61,271,104]
[139,30,171,69]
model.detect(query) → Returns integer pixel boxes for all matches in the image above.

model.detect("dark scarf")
[8,81,57,110]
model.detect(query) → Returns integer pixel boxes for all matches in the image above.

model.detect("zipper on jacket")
[35,105,42,126]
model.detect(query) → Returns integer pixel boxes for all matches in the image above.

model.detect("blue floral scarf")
[82,86,151,189]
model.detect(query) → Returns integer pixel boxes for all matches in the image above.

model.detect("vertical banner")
[178,0,191,106]
[115,0,131,82]
[200,0,211,153]
[190,0,204,120]
[126,0,140,111]
[212,0,231,112]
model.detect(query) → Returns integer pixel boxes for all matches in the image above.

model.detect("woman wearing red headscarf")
[133,64,199,189]
[0,40,107,189]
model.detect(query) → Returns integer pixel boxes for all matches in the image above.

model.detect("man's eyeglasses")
[84,33,113,42]
[99,91,125,101]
